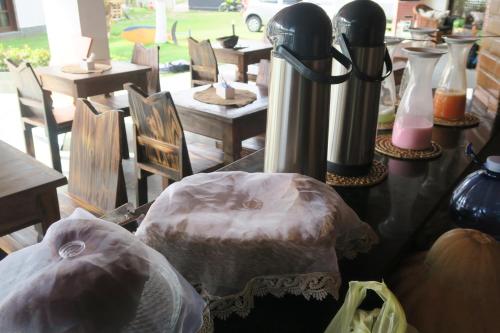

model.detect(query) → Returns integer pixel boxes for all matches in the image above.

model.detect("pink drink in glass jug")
[392,47,446,150]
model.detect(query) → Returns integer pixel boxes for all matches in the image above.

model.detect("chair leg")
[162,177,173,189]
[47,132,62,172]
[119,114,130,160]
[23,124,35,157]
[60,132,71,151]
[136,170,148,207]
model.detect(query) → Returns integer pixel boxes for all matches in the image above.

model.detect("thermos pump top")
[328,0,392,176]
[264,2,352,182]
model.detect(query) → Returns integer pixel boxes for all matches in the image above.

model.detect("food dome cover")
[0,209,207,333]
[136,172,377,312]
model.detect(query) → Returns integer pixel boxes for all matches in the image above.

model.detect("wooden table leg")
[137,73,149,93]
[39,189,61,234]
[222,124,242,163]
[238,57,248,83]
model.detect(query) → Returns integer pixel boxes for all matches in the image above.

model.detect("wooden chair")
[125,83,225,206]
[92,43,160,113]
[5,59,74,173]
[247,59,271,86]
[188,37,219,87]
[63,99,128,216]
[256,59,271,88]
[91,43,160,158]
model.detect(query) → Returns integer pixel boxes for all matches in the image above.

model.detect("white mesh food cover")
[136,172,377,302]
[0,209,206,333]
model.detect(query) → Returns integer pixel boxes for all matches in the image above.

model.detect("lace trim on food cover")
[207,272,341,320]
[198,306,214,333]
[335,223,379,260]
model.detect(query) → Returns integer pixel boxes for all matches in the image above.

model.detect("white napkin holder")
[215,82,235,100]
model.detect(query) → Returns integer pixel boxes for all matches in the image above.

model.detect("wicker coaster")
[194,86,257,107]
[375,134,442,160]
[434,113,480,128]
[61,64,112,74]
[326,160,387,188]
[377,121,394,131]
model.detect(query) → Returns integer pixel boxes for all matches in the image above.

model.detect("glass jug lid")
[407,27,438,36]
[403,47,447,58]
[443,35,479,44]
[385,36,404,46]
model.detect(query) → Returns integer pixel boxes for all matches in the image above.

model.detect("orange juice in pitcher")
[434,89,467,120]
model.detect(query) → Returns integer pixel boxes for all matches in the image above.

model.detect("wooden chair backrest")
[5,59,54,126]
[188,37,218,87]
[68,99,127,215]
[132,43,160,94]
[256,59,271,88]
[125,83,193,180]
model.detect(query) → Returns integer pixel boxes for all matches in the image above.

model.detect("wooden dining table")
[0,141,67,237]
[213,39,272,83]
[36,61,151,158]
[36,61,151,99]
[171,82,268,164]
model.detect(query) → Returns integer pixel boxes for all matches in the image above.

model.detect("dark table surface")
[215,98,500,332]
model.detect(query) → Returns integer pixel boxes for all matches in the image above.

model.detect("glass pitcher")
[378,37,403,125]
[392,47,447,150]
[434,36,479,121]
[398,28,438,100]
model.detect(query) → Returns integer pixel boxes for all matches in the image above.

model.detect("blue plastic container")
[450,156,500,239]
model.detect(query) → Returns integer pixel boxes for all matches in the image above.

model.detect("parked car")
[242,0,395,32]
[305,0,395,21]
[242,0,301,32]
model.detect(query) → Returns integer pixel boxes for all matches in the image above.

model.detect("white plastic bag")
[325,281,416,333]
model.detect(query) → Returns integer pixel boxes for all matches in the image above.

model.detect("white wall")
[42,0,110,65]
[13,0,45,28]
[77,0,110,63]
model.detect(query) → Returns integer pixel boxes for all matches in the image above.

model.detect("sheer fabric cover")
[0,209,205,333]
[136,172,377,316]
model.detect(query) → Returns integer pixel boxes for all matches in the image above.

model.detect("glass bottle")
[450,155,500,239]
[378,37,403,125]
[398,28,438,100]
[434,36,478,121]
[392,47,446,150]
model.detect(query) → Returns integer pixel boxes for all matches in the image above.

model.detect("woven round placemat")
[326,160,387,187]
[377,121,394,131]
[375,134,442,160]
[61,64,112,74]
[434,113,480,128]
[194,86,257,107]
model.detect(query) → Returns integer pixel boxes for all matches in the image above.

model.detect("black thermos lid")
[266,2,332,60]
[334,0,386,47]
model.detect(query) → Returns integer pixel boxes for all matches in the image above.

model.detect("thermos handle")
[340,33,393,82]
[275,44,352,84]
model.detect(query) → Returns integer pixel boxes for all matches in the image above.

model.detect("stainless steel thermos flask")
[328,0,392,176]
[264,2,352,182]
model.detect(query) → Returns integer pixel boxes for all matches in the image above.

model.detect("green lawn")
[1,8,264,64]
